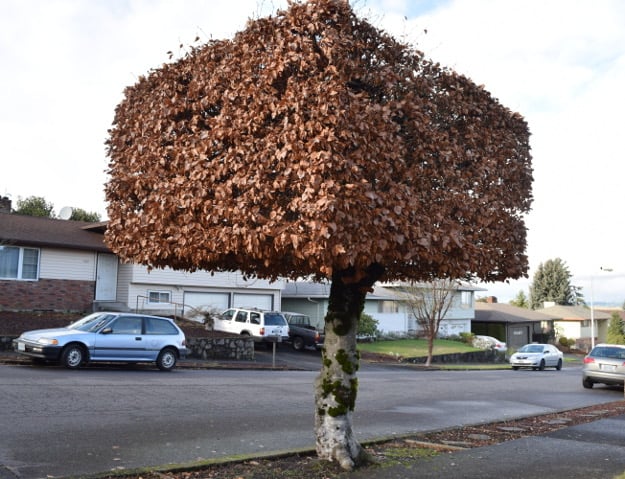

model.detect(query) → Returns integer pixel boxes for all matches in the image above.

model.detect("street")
[0,360,622,478]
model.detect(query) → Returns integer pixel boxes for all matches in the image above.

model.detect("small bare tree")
[398,279,457,366]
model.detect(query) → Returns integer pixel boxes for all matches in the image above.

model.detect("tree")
[397,279,456,366]
[529,258,576,309]
[69,208,101,222]
[13,196,54,217]
[104,0,532,469]
[509,290,529,308]
[357,313,378,339]
[606,312,625,344]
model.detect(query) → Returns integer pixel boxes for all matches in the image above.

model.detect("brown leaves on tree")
[105,0,532,284]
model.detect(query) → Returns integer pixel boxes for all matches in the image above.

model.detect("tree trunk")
[425,335,434,367]
[314,264,384,470]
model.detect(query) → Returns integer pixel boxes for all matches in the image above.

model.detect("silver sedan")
[509,343,563,371]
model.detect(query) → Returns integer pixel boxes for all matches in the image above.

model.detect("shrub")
[459,332,475,344]
[357,313,379,339]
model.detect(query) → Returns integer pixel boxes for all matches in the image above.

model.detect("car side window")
[235,311,248,323]
[222,309,235,321]
[250,312,261,324]
[145,317,177,335]
[110,316,142,335]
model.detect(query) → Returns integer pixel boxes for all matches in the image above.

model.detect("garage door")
[184,292,230,317]
[509,326,529,350]
[233,293,273,311]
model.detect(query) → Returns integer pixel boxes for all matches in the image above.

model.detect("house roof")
[0,213,110,253]
[382,281,487,292]
[282,281,401,300]
[539,304,611,321]
[474,302,560,323]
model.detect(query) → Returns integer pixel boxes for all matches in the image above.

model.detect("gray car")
[509,343,563,371]
[13,312,187,371]
[582,343,625,389]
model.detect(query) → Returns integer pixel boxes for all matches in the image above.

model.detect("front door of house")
[95,253,118,301]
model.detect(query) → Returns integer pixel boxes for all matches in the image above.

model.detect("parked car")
[13,312,187,371]
[509,343,563,371]
[473,335,507,353]
[282,312,324,351]
[214,308,289,346]
[582,343,625,389]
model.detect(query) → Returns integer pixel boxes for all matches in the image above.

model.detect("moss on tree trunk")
[314,264,383,470]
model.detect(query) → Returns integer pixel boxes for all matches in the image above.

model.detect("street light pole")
[590,267,613,350]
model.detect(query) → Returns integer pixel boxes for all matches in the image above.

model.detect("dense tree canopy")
[13,196,54,217]
[105,0,532,469]
[105,0,532,285]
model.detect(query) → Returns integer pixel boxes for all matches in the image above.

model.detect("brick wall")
[0,278,94,312]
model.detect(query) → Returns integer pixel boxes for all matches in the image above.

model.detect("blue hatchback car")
[13,312,188,371]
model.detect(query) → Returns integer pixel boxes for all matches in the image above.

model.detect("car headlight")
[38,338,59,345]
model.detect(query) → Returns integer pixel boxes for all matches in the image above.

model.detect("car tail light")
[314,332,320,341]
[583,357,595,364]
[260,327,265,336]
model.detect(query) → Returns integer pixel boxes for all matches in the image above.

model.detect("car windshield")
[264,313,287,326]
[69,313,116,332]
[519,344,544,353]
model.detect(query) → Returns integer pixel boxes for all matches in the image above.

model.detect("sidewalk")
[349,413,625,479]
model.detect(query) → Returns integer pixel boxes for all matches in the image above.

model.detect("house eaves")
[475,302,560,324]
[282,281,402,300]
[540,304,611,321]
[0,213,110,253]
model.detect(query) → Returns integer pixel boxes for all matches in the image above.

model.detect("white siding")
[127,266,284,290]
[39,248,96,281]
[555,321,581,340]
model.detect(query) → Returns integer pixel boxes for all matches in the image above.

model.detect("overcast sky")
[1,0,624,303]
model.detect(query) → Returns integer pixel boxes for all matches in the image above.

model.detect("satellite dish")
[59,206,73,220]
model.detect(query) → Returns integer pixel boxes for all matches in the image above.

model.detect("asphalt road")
[0,359,622,479]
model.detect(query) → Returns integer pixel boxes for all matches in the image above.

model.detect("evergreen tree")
[529,258,576,309]
[509,290,529,308]
[606,312,625,344]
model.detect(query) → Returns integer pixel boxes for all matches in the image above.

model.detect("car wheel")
[156,348,177,371]
[61,344,85,369]
[582,378,594,389]
[538,359,545,371]
[292,336,305,351]
[512,366,519,370]
[556,359,562,371]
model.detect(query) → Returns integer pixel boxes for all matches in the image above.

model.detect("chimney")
[0,196,11,214]
[486,296,498,304]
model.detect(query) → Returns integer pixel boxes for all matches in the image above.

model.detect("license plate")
[601,364,617,371]
[18,342,25,351]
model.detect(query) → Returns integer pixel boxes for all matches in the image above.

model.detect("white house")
[0,207,282,315]
[281,280,485,337]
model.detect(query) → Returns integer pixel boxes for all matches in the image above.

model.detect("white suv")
[214,308,289,346]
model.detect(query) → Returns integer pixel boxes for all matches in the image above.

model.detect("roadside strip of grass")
[357,338,479,358]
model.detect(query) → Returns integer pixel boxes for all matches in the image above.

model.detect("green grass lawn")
[357,338,479,358]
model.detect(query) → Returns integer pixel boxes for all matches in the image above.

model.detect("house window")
[378,300,399,313]
[147,290,171,304]
[460,291,472,308]
[0,246,39,280]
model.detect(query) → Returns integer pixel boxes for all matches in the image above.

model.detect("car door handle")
[135,337,142,341]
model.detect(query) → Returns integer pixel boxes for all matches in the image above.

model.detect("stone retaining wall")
[186,336,254,360]
[403,349,507,364]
